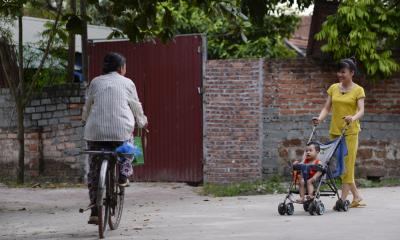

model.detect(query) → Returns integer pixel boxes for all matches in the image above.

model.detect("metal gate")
[88,35,204,182]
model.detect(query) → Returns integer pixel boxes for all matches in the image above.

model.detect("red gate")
[88,35,204,182]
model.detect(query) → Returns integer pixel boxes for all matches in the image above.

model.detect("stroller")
[278,124,350,216]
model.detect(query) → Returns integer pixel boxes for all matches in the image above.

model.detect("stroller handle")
[308,121,350,144]
[306,125,318,144]
[341,121,351,135]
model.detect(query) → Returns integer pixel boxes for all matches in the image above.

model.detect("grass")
[201,176,400,197]
[1,180,86,189]
[201,175,287,197]
[356,178,400,188]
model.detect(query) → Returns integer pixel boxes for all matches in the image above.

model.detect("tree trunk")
[16,100,25,184]
[306,0,339,57]
[17,10,25,184]
[67,0,76,82]
[80,0,89,82]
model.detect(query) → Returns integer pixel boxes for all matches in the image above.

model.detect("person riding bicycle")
[82,52,147,224]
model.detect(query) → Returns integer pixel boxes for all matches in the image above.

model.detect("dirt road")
[1,183,399,240]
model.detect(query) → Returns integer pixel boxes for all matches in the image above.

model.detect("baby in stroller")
[293,142,323,203]
[278,125,350,216]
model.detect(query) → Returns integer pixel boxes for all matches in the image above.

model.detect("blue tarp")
[323,137,348,179]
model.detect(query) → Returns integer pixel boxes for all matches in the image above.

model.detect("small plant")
[201,177,400,197]
[356,178,400,188]
[1,180,85,189]
[201,175,286,197]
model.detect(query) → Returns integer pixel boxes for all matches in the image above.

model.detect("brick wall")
[264,58,400,179]
[0,129,41,179]
[204,59,264,183]
[263,59,335,176]
[0,85,87,182]
[1,58,399,184]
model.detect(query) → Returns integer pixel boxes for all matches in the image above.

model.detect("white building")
[11,16,115,52]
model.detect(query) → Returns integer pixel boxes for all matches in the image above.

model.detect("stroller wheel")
[278,203,286,215]
[308,201,316,215]
[335,199,343,212]
[342,200,350,212]
[286,203,294,215]
[316,202,325,215]
[303,201,310,212]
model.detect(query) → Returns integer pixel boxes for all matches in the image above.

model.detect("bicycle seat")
[115,142,135,160]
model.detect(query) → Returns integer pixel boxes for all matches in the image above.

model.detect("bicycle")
[80,150,127,239]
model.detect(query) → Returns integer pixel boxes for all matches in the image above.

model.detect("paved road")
[0,183,399,240]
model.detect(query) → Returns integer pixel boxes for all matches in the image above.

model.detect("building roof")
[11,16,115,52]
[287,15,311,55]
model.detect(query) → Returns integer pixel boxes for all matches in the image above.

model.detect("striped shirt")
[82,72,147,141]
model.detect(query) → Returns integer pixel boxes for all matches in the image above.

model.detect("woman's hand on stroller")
[343,115,354,124]
[312,117,321,126]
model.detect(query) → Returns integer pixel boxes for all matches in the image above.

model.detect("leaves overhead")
[88,0,311,59]
[2,0,312,60]
[315,0,400,80]
[0,0,27,17]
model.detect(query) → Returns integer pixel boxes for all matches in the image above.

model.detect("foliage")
[39,20,69,64]
[201,175,286,197]
[201,176,400,197]
[0,16,14,38]
[23,0,58,19]
[2,180,86,188]
[356,178,400,188]
[0,0,27,17]
[1,0,69,88]
[315,0,400,79]
[85,0,310,59]
[156,0,300,59]
[23,45,67,88]
[11,0,313,60]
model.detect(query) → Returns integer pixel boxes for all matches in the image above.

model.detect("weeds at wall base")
[201,177,400,197]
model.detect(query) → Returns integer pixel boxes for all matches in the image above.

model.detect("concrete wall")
[0,85,87,182]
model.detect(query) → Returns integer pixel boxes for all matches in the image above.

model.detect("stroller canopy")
[317,136,348,179]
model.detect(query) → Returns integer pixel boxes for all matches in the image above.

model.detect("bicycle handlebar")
[81,150,116,155]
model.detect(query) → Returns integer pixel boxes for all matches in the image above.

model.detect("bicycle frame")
[81,150,125,239]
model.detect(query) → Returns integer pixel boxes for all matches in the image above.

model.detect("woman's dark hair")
[102,52,126,74]
[338,57,357,73]
[307,141,320,152]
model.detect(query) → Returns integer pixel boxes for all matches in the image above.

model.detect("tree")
[80,0,89,82]
[315,0,400,79]
[67,0,76,82]
[167,0,301,59]
[0,0,64,183]
[23,0,79,82]
[1,0,312,184]
[87,0,313,59]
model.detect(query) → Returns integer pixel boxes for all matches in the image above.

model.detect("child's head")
[305,142,320,160]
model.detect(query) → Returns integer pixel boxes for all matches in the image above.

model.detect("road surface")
[1,183,399,240]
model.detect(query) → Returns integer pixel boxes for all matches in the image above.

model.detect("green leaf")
[315,0,400,80]
[65,15,83,34]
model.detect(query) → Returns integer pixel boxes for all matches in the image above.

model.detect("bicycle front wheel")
[109,162,125,230]
[97,160,110,239]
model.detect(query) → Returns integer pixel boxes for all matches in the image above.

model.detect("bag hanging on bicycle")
[133,128,145,166]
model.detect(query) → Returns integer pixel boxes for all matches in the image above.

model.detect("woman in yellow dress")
[313,58,366,208]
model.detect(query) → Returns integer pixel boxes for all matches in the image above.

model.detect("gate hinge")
[197,87,204,95]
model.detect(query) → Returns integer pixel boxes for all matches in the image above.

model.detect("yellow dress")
[327,83,365,184]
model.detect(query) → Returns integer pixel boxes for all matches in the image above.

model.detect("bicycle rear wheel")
[97,160,110,239]
[109,162,125,230]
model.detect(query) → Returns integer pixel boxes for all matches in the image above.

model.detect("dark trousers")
[87,141,123,205]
